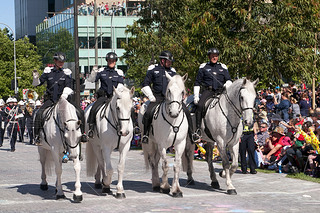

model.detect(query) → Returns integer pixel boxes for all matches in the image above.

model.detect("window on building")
[79,37,88,48]
[117,38,126,49]
[102,37,111,48]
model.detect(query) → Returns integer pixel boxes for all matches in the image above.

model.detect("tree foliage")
[123,0,320,90]
[37,28,74,66]
[0,29,42,100]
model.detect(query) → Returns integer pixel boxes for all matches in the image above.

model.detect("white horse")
[85,86,134,198]
[183,78,258,195]
[37,97,83,202]
[138,73,189,198]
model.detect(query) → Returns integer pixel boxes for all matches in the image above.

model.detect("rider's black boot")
[142,135,149,144]
[81,134,88,142]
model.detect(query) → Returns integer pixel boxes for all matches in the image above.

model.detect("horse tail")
[86,142,97,177]
[38,148,54,176]
[182,140,194,173]
[142,142,160,171]
[142,144,150,170]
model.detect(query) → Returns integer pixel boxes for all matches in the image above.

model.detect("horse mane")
[57,98,77,123]
[166,75,186,95]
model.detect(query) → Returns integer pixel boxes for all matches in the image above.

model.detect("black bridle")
[53,116,81,149]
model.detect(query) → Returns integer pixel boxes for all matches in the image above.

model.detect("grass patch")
[286,173,320,184]
[256,168,276,174]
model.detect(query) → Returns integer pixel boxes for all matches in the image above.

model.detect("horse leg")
[160,148,170,194]
[53,152,65,199]
[183,141,195,185]
[206,143,220,189]
[171,143,184,198]
[72,147,83,202]
[115,142,130,199]
[218,146,236,195]
[102,147,113,195]
[229,142,240,177]
[94,166,102,189]
[38,147,48,191]
[143,142,161,191]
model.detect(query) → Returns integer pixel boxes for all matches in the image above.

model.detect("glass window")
[102,37,111,49]
[117,38,126,49]
[79,37,88,49]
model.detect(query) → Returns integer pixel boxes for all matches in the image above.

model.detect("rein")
[161,101,185,147]
[101,100,130,149]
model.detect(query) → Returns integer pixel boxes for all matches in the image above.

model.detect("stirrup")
[192,132,201,143]
[142,135,149,144]
[88,129,94,138]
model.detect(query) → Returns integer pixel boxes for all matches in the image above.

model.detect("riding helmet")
[207,48,219,56]
[159,50,174,61]
[106,52,118,61]
[53,52,66,62]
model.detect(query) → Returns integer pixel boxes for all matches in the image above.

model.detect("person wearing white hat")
[0,99,5,147]
[3,97,22,152]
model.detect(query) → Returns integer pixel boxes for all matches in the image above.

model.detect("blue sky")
[0,1,15,34]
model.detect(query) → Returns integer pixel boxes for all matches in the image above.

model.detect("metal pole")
[74,0,80,106]
[94,0,99,91]
[0,23,17,95]
[312,32,317,109]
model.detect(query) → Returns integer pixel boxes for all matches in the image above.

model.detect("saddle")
[202,94,221,141]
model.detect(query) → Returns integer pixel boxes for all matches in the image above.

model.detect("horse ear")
[242,78,247,86]
[130,86,135,96]
[253,78,259,87]
[165,71,172,81]
[182,73,188,82]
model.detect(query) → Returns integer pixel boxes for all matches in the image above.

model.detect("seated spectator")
[255,121,269,167]
[270,114,288,133]
[264,126,287,163]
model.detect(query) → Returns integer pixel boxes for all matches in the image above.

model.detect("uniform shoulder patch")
[199,63,207,69]
[98,67,104,72]
[63,68,72,75]
[148,64,156,71]
[220,63,228,69]
[115,68,124,76]
[44,67,52,73]
[170,67,176,72]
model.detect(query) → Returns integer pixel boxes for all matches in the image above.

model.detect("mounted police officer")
[87,52,124,138]
[141,50,199,144]
[32,52,88,145]
[193,48,232,139]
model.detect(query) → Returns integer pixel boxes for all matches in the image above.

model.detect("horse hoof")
[172,192,183,198]
[40,184,48,191]
[102,187,112,194]
[152,186,160,192]
[95,183,102,189]
[227,189,237,195]
[187,179,195,185]
[73,194,83,202]
[211,181,220,189]
[56,194,66,200]
[160,188,170,194]
[115,193,126,199]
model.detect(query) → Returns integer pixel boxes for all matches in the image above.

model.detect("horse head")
[237,78,258,127]
[112,86,135,136]
[165,72,188,118]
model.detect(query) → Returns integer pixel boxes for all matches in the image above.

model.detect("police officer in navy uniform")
[0,99,5,147]
[87,52,124,138]
[141,50,199,144]
[32,52,87,145]
[193,48,232,139]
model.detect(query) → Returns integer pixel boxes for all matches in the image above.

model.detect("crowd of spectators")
[252,82,320,177]
[78,1,142,17]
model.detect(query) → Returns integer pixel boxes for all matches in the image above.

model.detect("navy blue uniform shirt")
[142,64,176,96]
[194,62,231,91]
[39,66,72,102]
[95,67,124,97]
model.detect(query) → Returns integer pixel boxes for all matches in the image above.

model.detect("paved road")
[0,138,319,213]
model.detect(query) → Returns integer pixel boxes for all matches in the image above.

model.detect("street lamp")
[0,23,17,95]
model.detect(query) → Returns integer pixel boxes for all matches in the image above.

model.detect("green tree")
[123,0,320,90]
[0,28,42,99]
